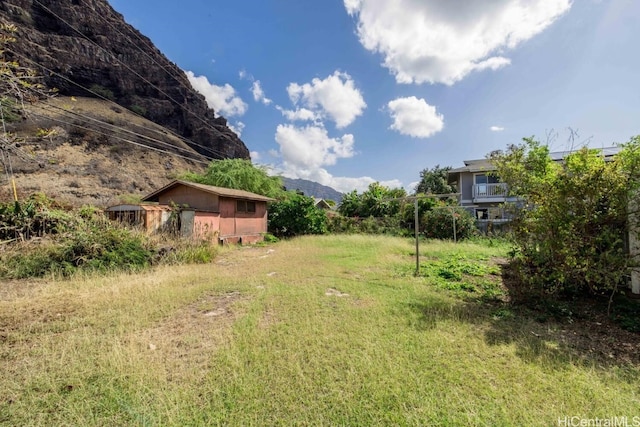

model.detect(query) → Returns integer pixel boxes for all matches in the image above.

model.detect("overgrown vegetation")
[181,158,285,199]
[88,84,115,101]
[0,194,223,278]
[335,182,472,239]
[128,104,146,116]
[490,136,640,301]
[0,196,153,278]
[423,206,477,240]
[267,191,327,237]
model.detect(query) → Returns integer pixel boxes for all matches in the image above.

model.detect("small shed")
[141,180,275,244]
[105,204,172,233]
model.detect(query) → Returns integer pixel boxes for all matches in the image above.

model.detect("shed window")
[236,200,256,213]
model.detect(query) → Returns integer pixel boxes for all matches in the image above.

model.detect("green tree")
[398,194,438,231]
[415,165,456,195]
[1,23,53,176]
[423,204,477,240]
[337,182,406,218]
[490,136,640,299]
[181,158,284,198]
[337,189,360,217]
[268,192,327,237]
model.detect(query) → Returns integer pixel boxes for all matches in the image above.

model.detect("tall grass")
[0,235,638,426]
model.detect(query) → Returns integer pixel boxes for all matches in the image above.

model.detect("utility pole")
[385,193,460,276]
[0,104,18,202]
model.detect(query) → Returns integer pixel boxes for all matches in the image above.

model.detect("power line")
[77,0,187,89]
[26,109,210,164]
[37,101,209,161]
[31,0,240,154]
[7,48,231,160]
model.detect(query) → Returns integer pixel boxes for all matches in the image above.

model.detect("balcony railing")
[473,183,508,200]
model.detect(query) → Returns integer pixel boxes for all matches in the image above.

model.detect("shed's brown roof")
[105,204,173,212]
[142,180,276,203]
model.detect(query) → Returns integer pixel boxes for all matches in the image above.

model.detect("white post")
[415,198,419,276]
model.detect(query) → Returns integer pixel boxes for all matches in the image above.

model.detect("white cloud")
[287,71,366,128]
[330,176,403,193]
[227,121,245,137]
[186,71,248,117]
[276,106,318,122]
[273,123,404,194]
[251,80,272,105]
[490,125,505,132]
[250,151,260,161]
[278,167,402,194]
[268,149,280,158]
[275,124,355,171]
[387,96,444,138]
[345,0,571,85]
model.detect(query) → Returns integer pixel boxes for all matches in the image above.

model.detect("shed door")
[180,210,195,238]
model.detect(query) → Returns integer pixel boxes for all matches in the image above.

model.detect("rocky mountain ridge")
[0,0,249,160]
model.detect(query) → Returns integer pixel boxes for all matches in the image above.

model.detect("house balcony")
[473,183,508,202]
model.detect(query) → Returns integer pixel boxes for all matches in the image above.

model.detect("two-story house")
[447,158,516,222]
[448,147,622,223]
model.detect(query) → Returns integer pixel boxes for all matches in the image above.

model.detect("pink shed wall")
[193,212,221,241]
[158,186,219,211]
[218,197,268,237]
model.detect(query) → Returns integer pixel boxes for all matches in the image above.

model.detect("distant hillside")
[281,177,343,203]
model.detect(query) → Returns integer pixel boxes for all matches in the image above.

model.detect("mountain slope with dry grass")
[0,0,249,160]
[2,96,207,206]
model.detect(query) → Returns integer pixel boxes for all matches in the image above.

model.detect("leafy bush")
[337,182,406,218]
[423,206,477,240]
[159,240,218,264]
[262,233,279,243]
[491,137,640,299]
[129,104,147,116]
[0,194,73,241]
[0,195,152,278]
[89,84,115,101]
[327,215,360,234]
[268,192,327,237]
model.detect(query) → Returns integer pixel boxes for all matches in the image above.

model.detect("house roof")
[449,159,495,174]
[142,180,276,203]
[105,204,173,212]
[313,198,332,209]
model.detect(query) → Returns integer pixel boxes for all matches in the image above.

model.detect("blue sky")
[107,0,640,193]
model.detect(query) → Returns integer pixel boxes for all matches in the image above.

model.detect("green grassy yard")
[1,235,638,426]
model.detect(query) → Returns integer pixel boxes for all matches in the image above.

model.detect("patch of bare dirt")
[325,288,349,297]
[497,259,640,365]
[135,290,247,382]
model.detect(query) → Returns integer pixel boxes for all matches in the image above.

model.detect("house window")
[236,200,256,213]
[474,173,500,184]
[475,208,488,220]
